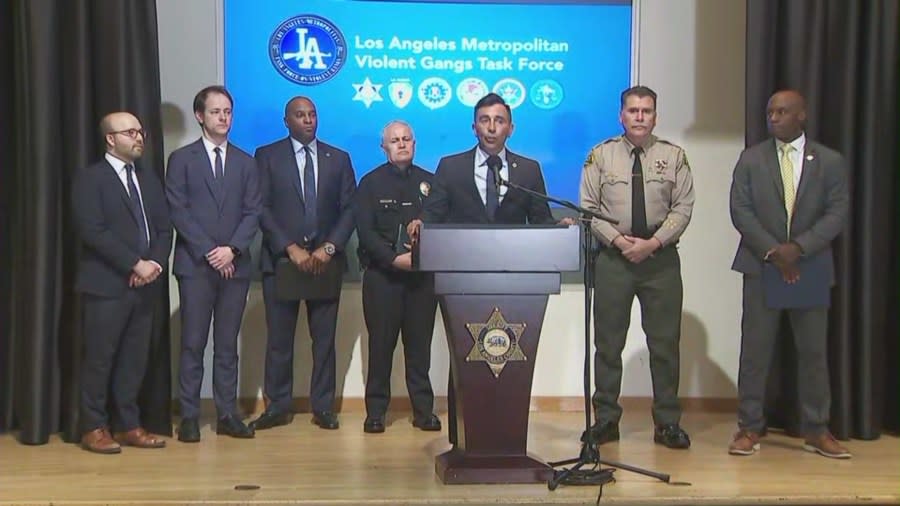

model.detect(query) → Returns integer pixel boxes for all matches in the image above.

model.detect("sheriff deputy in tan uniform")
[579,85,695,450]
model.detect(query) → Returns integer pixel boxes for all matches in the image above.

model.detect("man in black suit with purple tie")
[72,111,172,453]
[250,96,357,431]
[166,85,261,442]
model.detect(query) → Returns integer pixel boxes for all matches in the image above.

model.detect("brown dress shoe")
[113,427,166,449]
[728,429,761,455]
[81,428,121,454]
[803,431,851,459]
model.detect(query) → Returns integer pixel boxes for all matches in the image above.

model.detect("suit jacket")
[419,147,553,225]
[254,137,357,276]
[729,137,849,281]
[72,158,172,297]
[165,139,261,279]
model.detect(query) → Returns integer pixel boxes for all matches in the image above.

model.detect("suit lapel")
[283,138,304,202]
[794,143,819,206]
[499,151,520,213]
[765,138,785,203]
[461,148,487,218]
[134,166,154,241]
[315,142,334,217]
[221,144,242,211]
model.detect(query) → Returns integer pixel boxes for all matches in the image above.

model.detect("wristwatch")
[323,243,336,256]
[229,246,241,258]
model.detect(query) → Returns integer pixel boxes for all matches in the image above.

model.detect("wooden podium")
[416,224,581,484]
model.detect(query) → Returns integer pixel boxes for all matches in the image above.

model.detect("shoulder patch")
[583,151,594,167]
[682,152,691,170]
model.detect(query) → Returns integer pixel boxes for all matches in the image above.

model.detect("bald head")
[284,96,318,144]
[100,112,145,162]
[766,90,807,142]
[381,120,415,169]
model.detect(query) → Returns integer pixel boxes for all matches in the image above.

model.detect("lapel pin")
[511,162,517,169]
[325,152,331,157]
[805,154,814,161]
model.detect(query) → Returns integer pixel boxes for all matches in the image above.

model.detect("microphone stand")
[498,177,672,495]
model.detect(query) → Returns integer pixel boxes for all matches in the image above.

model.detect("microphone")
[486,154,503,191]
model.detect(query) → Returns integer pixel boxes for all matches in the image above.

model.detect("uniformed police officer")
[579,85,695,449]
[354,120,441,434]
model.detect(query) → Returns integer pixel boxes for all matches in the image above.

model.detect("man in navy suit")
[249,96,357,431]
[72,111,172,453]
[166,85,261,442]
[407,93,569,445]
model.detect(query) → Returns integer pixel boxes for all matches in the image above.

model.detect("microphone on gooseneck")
[486,154,503,191]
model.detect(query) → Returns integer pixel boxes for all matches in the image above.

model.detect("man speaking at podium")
[407,92,570,446]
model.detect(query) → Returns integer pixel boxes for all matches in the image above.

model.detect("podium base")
[435,448,552,484]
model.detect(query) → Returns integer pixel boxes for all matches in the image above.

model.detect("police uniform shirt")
[355,162,433,270]
[579,134,695,247]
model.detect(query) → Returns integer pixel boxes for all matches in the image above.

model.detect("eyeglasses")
[109,128,149,139]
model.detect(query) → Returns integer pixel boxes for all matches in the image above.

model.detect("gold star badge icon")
[465,307,527,378]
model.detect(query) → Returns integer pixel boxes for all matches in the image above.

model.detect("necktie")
[214,146,224,181]
[302,145,317,240]
[125,164,150,252]
[780,143,796,235]
[631,146,649,238]
[485,155,501,220]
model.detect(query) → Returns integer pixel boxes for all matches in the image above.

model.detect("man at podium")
[408,92,570,446]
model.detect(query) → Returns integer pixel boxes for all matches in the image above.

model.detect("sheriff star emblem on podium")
[465,307,527,378]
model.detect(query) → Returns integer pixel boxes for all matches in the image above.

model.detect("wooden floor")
[1,411,898,506]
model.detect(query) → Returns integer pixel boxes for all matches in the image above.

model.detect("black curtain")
[746,0,900,438]
[0,0,171,444]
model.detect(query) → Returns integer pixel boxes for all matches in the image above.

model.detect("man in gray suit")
[166,85,261,442]
[728,90,850,458]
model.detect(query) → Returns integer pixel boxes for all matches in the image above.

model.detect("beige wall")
[156,0,747,401]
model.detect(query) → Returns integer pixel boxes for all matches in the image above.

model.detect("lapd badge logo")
[269,15,347,85]
[530,79,564,110]
[492,78,526,109]
[419,181,430,197]
[466,307,527,378]
[418,77,452,110]
[388,79,414,109]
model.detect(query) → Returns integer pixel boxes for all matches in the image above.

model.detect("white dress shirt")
[775,132,806,189]
[290,137,319,193]
[201,136,228,176]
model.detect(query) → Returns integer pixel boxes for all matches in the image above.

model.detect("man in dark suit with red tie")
[166,85,261,442]
[250,96,357,431]
[72,111,172,453]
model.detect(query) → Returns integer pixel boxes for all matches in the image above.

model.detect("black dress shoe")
[312,411,339,430]
[584,421,619,445]
[248,410,293,431]
[178,418,201,443]
[412,414,442,431]
[363,416,385,433]
[216,414,255,438]
[654,423,691,449]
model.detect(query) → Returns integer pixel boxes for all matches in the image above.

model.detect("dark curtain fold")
[0,0,171,445]
[746,0,900,438]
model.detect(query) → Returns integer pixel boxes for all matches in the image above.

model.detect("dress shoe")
[584,421,619,445]
[81,427,121,454]
[412,414,442,432]
[803,431,851,459]
[728,429,761,455]
[248,410,293,431]
[312,411,339,430]
[363,416,385,433]
[178,417,201,443]
[113,427,166,448]
[216,414,255,438]
[654,423,691,449]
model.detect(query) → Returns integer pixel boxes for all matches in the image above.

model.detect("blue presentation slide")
[224,0,632,203]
